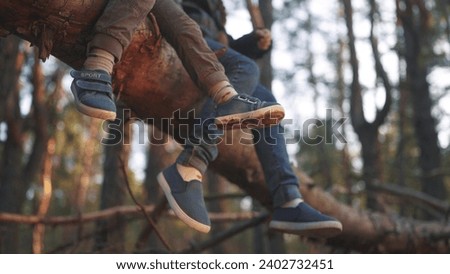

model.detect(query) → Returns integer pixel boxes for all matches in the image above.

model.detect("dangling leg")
[157,100,219,233]
[252,84,342,238]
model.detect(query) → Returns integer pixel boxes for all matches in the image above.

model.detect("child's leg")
[152,0,284,129]
[206,38,260,97]
[250,85,302,207]
[157,100,219,233]
[71,0,156,121]
[251,84,342,238]
[88,0,157,63]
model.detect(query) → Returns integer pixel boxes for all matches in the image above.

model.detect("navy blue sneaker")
[157,164,211,233]
[269,203,342,238]
[70,69,117,121]
[215,94,285,129]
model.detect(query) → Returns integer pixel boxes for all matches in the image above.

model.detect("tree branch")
[369,0,392,128]
[180,213,269,253]
[371,182,450,215]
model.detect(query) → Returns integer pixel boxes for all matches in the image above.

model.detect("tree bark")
[397,0,447,202]
[95,105,131,253]
[136,126,178,252]
[0,35,24,254]
[0,36,62,253]
[343,0,392,211]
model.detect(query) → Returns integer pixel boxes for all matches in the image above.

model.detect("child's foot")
[70,69,117,121]
[269,202,342,238]
[215,94,285,129]
[157,164,211,233]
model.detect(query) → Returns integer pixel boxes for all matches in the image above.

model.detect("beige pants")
[88,0,227,94]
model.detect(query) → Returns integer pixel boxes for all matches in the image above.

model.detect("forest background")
[0,0,449,254]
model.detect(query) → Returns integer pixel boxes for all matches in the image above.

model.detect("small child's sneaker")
[70,69,117,121]
[269,202,342,238]
[157,164,211,233]
[215,94,285,129]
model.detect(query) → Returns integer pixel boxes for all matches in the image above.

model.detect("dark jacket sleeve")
[228,32,272,60]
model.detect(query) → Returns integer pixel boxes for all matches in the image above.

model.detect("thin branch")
[369,0,392,128]
[134,197,168,251]
[245,0,265,29]
[0,205,156,225]
[0,205,262,225]
[371,182,450,215]
[343,0,366,129]
[49,211,264,254]
[180,213,270,253]
[119,157,173,252]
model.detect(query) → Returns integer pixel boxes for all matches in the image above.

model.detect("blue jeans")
[251,85,301,207]
[176,40,301,207]
[177,38,259,172]
[206,38,260,95]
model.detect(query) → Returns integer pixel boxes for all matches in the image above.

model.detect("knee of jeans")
[237,61,259,94]
[243,59,260,80]
[228,53,259,79]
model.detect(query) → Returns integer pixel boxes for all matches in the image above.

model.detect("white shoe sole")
[71,83,116,121]
[269,220,343,238]
[157,172,211,233]
[215,105,285,130]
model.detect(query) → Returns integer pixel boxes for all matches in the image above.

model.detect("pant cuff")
[176,150,208,174]
[272,184,302,208]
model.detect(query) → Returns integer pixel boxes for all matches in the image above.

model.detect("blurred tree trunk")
[95,106,131,252]
[30,50,63,254]
[74,119,101,212]
[139,133,164,252]
[343,0,392,211]
[335,38,353,203]
[251,0,285,253]
[257,0,273,90]
[136,126,178,253]
[137,141,163,252]
[305,4,334,189]
[207,172,232,253]
[0,35,25,253]
[0,36,63,253]
[32,138,55,254]
[395,81,409,214]
[396,0,447,202]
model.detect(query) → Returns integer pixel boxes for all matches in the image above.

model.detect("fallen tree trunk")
[0,0,204,120]
[1,0,449,253]
[298,176,450,253]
